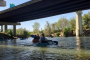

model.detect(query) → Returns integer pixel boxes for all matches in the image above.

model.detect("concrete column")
[76,11,83,36]
[5,25,7,32]
[13,25,16,36]
[1,25,3,32]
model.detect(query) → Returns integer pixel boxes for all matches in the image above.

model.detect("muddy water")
[0,37,89,60]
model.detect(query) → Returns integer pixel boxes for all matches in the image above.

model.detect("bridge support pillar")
[5,25,7,32]
[1,25,3,32]
[13,25,16,37]
[76,11,83,36]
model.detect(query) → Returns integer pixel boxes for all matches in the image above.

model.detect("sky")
[0,0,90,32]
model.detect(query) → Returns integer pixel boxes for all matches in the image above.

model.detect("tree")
[54,22,60,30]
[16,28,30,37]
[40,28,43,33]
[51,23,56,33]
[7,29,14,37]
[69,18,76,30]
[82,12,90,29]
[57,17,69,31]
[16,28,26,35]
[43,28,48,36]
[44,21,51,36]
[32,22,40,34]
[63,27,70,37]
[23,30,30,37]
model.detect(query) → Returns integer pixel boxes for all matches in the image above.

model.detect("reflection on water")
[0,37,89,60]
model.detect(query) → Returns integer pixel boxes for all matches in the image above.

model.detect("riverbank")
[0,32,18,39]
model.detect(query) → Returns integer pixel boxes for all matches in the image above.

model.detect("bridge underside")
[0,0,90,22]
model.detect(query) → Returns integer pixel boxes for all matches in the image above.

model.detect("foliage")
[16,28,30,37]
[69,18,76,30]
[16,28,26,35]
[54,22,59,30]
[83,25,87,30]
[57,17,69,31]
[32,22,40,34]
[51,23,56,32]
[23,30,30,37]
[6,28,30,38]
[43,21,51,36]
[56,32,60,37]
[40,28,43,34]
[82,12,90,25]
[63,27,69,37]
[82,12,90,29]
[32,22,40,29]
[7,29,14,37]
[51,31,54,34]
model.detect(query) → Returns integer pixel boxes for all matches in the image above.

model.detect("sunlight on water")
[0,37,89,60]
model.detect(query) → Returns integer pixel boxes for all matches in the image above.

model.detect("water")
[0,37,89,60]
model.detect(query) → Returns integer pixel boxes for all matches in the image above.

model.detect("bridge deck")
[0,0,90,22]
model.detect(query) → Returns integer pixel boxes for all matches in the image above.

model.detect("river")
[0,37,90,60]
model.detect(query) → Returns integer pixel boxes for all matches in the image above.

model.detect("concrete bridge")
[0,22,21,36]
[0,0,90,36]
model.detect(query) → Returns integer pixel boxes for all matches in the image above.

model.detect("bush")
[56,32,60,37]
[23,30,30,37]
[7,29,14,37]
[50,31,54,34]
[63,27,69,37]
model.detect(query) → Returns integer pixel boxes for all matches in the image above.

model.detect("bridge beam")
[0,22,21,25]
[76,11,83,36]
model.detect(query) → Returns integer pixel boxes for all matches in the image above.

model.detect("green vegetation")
[30,16,77,36]
[63,27,69,37]
[16,28,30,38]
[6,28,30,38]
[32,22,40,34]
[69,18,76,31]
[7,29,14,37]
[56,32,60,37]
[43,21,51,36]
[23,30,30,37]
[82,12,90,29]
